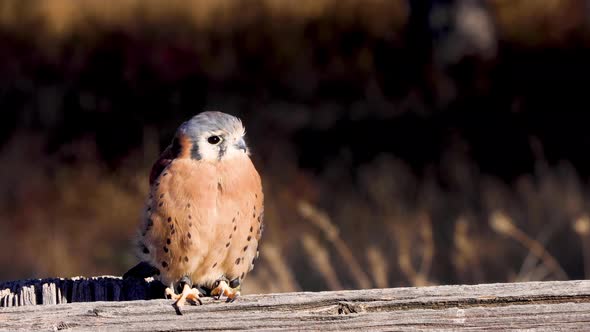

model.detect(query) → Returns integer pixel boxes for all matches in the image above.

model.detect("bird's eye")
[207,136,221,145]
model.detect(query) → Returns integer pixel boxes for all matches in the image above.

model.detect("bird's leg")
[226,277,241,303]
[165,276,203,306]
[211,280,241,302]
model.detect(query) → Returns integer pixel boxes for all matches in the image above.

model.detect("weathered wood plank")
[0,280,589,331]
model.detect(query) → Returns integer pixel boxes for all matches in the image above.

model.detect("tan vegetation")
[1,133,586,293]
[0,0,588,294]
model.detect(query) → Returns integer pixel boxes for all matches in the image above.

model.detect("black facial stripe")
[218,142,227,160]
[191,142,201,160]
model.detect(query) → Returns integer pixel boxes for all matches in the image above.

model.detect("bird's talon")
[189,297,203,305]
[172,284,201,308]
[165,287,179,300]
[211,280,241,303]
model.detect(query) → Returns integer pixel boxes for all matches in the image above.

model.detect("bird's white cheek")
[197,142,221,161]
[223,147,247,159]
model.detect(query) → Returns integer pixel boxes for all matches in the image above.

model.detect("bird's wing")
[149,144,175,186]
[141,159,219,287]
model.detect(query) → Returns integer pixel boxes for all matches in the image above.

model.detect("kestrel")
[132,111,263,307]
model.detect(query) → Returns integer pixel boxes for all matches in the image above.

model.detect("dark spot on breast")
[226,242,230,248]
[187,232,192,239]
[232,217,236,223]
[142,246,149,254]
[171,229,176,235]
[160,194,164,199]
[212,262,217,268]
[170,224,174,230]
[218,182,223,192]
[147,207,151,212]
[233,225,237,231]
[250,226,253,232]
[255,193,258,198]
[163,172,168,177]
[241,272,245,279]
[235,258,241,265]
[189,222,193,227]
[159,202,163,207]
[162,261,168,268]
[188,215,192,219]
[167,238,171,245]
[243,245,248,252]
[167,217,172,223]
[163,246,168,253]
[187,203,191,208]
[253,213,256,218]
[247,236,251,241]
[184,256,189,262]
[147,218,153,226]
[229,234,232,239]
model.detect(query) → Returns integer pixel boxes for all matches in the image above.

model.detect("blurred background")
[1,0,590,294]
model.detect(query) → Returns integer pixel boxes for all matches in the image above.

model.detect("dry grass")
[1,0,586,49]
[573,215,590,279]
[1,129,588,293]
[490,0,587,46]
[0,133,150,280]
[301,233,344,290]
[298,201,372,289]
[0,0,408,43]
[0,0,589,293]
[490,211,568,281]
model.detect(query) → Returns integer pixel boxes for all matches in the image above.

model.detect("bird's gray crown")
[180,111,244,140]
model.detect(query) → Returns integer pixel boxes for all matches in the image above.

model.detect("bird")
[132,111,264,307]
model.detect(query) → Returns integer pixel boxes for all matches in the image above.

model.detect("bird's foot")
[165,286,180,300]
[211,280,240,302]
[166,284,202,306]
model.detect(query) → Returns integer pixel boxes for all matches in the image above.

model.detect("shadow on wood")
[0,276,165,306]
[1,279,589,330]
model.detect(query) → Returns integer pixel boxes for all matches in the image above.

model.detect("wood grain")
[1,279,589,331]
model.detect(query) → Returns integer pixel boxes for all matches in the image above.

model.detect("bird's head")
[174,111,249,161]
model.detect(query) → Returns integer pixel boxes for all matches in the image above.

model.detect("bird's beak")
[236,138,248,153]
